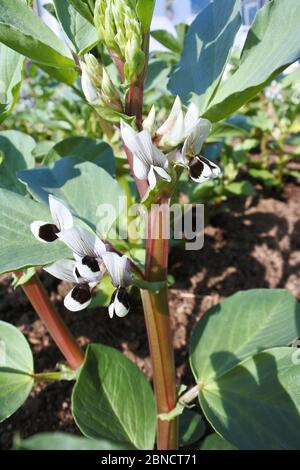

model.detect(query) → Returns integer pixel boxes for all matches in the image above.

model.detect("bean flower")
[30,196,133,316]
[57,225,107,283]
[102,252,132,318]
[120,120,171,189]
[30,195,73,243]
[44,259,99,311]
[144,96,222,184]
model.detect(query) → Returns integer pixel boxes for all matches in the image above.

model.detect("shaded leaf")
[18,157,125,234]
[200,348,300,450]
[0,189,71,274]
[190,289,300,384]
[14,432,133,450]
[0,321,34,422]
[0,130,35,194]
[200,433,237,450]
[72,344,156,450]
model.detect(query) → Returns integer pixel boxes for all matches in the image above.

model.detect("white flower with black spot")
[57,225,107,284]
[44,259,100,311]
[31,195,73,243]
[102,252,132,319]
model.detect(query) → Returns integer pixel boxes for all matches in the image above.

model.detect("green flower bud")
[94,0,145,82]
[101,68,123,111]
[124,36,145,81]
[84,53,103,89]
[81,53,123,113]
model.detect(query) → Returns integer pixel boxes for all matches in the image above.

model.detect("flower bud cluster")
[94,0,145,81]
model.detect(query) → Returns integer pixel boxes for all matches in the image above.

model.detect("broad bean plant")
[0,0,300,451]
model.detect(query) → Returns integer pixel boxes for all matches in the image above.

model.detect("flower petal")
[202,156,222,177]
[189,156,221,183]
[182,118,212,160]
[159,110,185,148]
[143,105,156,133]
[108,287,130,318]
[58,226,106,258]
[64,284,92,311]
[75,258,102,284]
[81,62,99,104]
[148,165,157,189]
[102,252,131,287]
[30,221,59,243]
[157,96,182,137]
[184,102,199,135]
[49,195,73,231]
[133,155,149,180]
[120,120,139,155]
[44,259,76,283]
[153,166,172,183]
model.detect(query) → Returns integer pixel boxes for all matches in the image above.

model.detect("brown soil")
[1,182,300,450]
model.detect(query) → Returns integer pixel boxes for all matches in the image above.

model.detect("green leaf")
[68,0,95,25]
[0,130,35,194]
[32,140,55,160]
[200,433,237,450]
[208,122,249,141]
[0,43,24,123]
[200,348,300,450]
[38,63,78,86]
[18,157,125,235]
[150,30,181,54]
[11,267,36,288]
[72,344,156,450]
[131,276,165,293]
[204,0,300,122]
[168,0,241,109]
[14,432,133,450]
[190,289,300,384]
[249,168,276,185]
[225,181,256,197]
[0,189,71,274]
[88,275,115,308]
[136,0,155,33]
[0,321,34,422]
[43,136,115,176]
[179,409,206,447]
[53,1,98,56]
[0,0,75,69]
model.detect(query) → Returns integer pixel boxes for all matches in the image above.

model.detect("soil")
[0,181,300,450]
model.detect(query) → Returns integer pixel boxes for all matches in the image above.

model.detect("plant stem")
[17,272,84,370]
[120,31,178,449]
[142,199,178,450]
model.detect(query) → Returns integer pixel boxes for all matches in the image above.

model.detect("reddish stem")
[119,30,178,449]
[142,200,178,450]
[18,272,84,370]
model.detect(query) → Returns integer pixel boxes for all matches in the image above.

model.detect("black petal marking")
[109,287,130,316]
[74,267,81,279]
[188,156,204,180]
[117,287,130,310]
[71,284,91,304]
[201,156,219,171]
[39,224,59,242]
[82,256,100,273]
